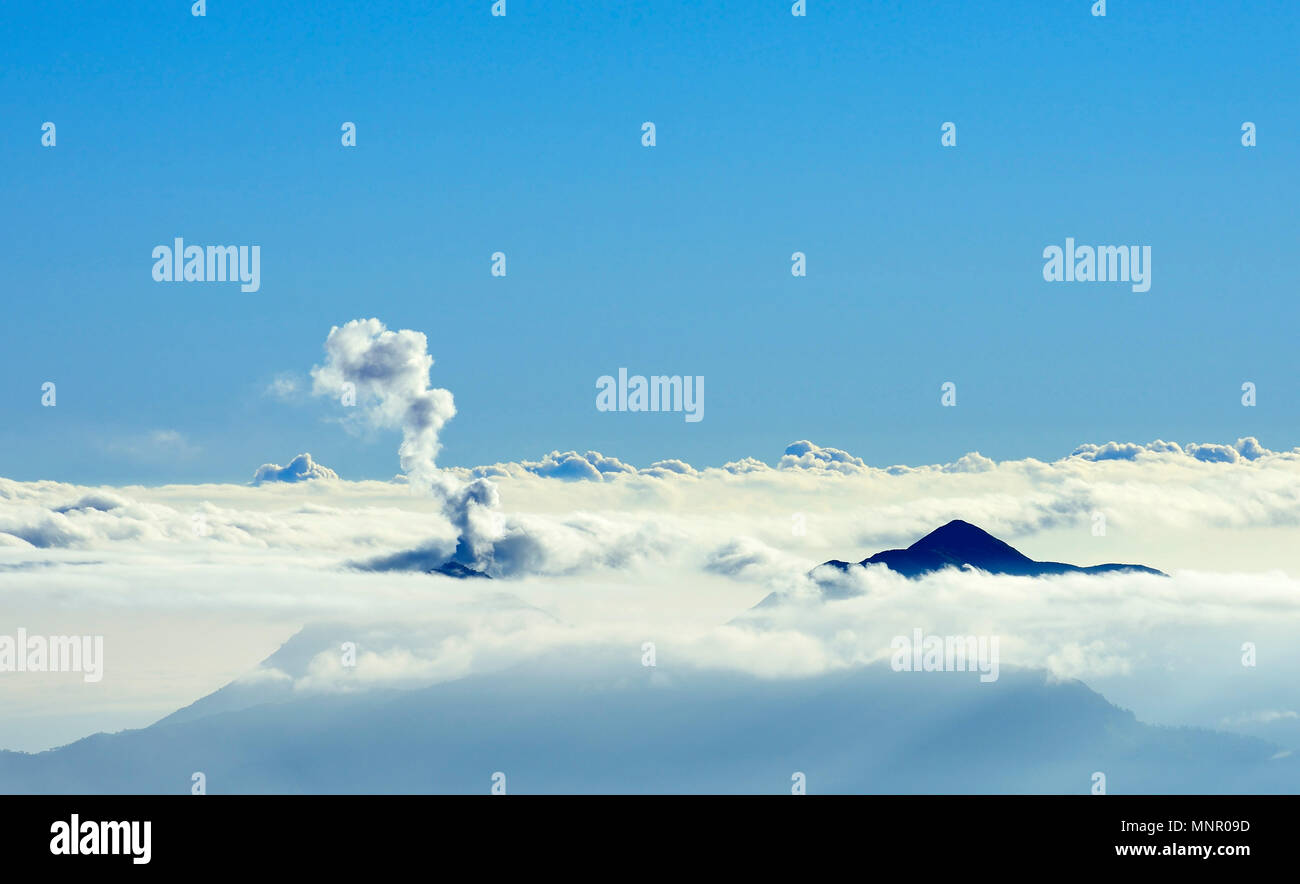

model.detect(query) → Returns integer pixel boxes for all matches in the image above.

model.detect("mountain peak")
[911,519,1008,551]
[819,520,1165,579]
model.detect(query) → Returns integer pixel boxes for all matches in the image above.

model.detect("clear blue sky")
[3,0,1297,484]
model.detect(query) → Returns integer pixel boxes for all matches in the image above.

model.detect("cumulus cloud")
[721,457,771,475]
[51,492,127,515]
[470,451,705,482]
[645,459,696,476]
[1070,437,1283,464]
[471,450,639,482]
[771,440,994,475]
[252,453,339,485]
[778,440,868,473]
[1235,437,1271,460]
[457,437,1296,482]
[461,440,1007,482]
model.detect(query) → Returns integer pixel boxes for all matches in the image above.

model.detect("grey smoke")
[311,319,456,487]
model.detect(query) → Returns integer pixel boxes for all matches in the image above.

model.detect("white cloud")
[1070,437,1286,464]
[252,453,338,485]
[778,440,868,473]
[262,373,301,401]
[471,450,639,481]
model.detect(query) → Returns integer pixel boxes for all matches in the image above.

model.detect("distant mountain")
[822,520,1165,578]
[0,644,1290,794]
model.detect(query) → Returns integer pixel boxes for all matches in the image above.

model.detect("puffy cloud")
[640,459,698,479]
[471,450,639,482]
[469,450,702,482]
[761,441,1006,476]
[778,440,868,474]
[52,492,127,514]
[1187,442,1241,463]
[1072,441,1156,461]
[721,457,771,474]
[458,436,1295,486]
[252,453,338,485]
[1235,437,1271,460]
[457,436,1293,483]
[704,537,786,580]
[944,452,996,473]
[1071,437,1281,464]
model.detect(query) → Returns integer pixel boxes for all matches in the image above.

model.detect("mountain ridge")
[1,653,1288,794]
[822,519,1165,579]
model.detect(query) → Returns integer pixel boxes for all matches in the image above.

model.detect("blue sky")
[2,0,1297,484]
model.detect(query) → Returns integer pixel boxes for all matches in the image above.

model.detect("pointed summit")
[910,519,1025,557]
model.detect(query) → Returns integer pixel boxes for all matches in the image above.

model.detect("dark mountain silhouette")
[823,520,1165,578]
[429,561,490,579]
[350,537,491,579]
